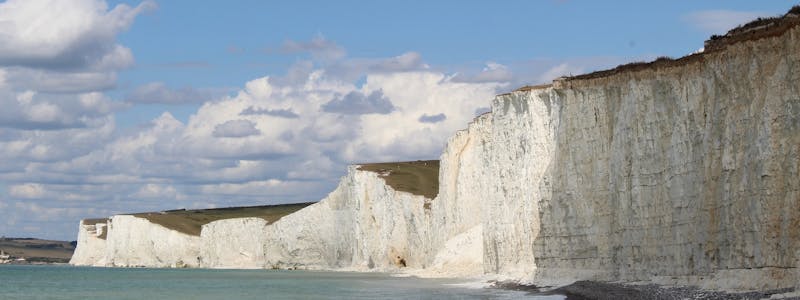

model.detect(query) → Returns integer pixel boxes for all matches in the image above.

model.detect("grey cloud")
[370,52,426,73]
[4,67,118,93]
[279,35,346,62]
[0,118,115,167]
[126,82,223,105]
[322,90,395,115]
[321,52,428,82]
[300,114,360,143]
[212,120,261,138]
[0,119,86,131]
[240,106,299,118]
[0,90,122,131]
[419,113,447,123]
[268,61,314,87]
[279,131,295,142]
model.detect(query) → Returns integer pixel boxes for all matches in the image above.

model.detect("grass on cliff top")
[357,160,439,199]
[130,202,314,236]
[82,218,109,226]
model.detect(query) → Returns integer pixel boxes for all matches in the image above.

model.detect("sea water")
[0,265,563,299]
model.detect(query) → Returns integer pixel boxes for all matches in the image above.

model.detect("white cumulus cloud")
[0,0,156,70]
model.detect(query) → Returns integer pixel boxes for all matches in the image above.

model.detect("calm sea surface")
[0,265,562,299]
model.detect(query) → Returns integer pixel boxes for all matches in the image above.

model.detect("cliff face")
[105,215,201,268]
[535,26,798,289]
[68,220,108,266]
[71,12,799,292]
[260,167,433,271]
[199,218,269,269]
[70,215,201,268]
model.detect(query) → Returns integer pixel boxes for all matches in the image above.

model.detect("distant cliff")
[71,7,800,292]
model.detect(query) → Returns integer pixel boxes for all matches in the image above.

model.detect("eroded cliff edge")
[72,9,800,292]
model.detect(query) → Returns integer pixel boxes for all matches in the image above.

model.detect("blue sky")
[109,0,795,124]
[0,0,795,240]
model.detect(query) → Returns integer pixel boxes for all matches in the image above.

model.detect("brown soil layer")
[82,218,109,226]
[357,160,440,199]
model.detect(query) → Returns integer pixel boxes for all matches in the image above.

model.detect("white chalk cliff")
[71,215,201,268]
[71,13,800,291]
[70,220,108,266]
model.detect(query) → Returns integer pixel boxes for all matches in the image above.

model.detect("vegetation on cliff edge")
[357,160,439,200]
[129,202,314,236]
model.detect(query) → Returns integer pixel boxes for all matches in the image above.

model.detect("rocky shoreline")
[491,281,799,300]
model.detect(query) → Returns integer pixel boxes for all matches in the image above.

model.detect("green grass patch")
[130,202,314,236]
[357,160,439,199]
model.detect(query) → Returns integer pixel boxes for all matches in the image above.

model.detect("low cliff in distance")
[71,7,800,292]
[70,203,312,267]
[1,237,75,264]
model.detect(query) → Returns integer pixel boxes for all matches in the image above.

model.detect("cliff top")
[83,218,109,226]
[357,160,439,199]
[82,218,110,239]
[514,83,553,92]
[128,202,314,236]
[505,6,800,89]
